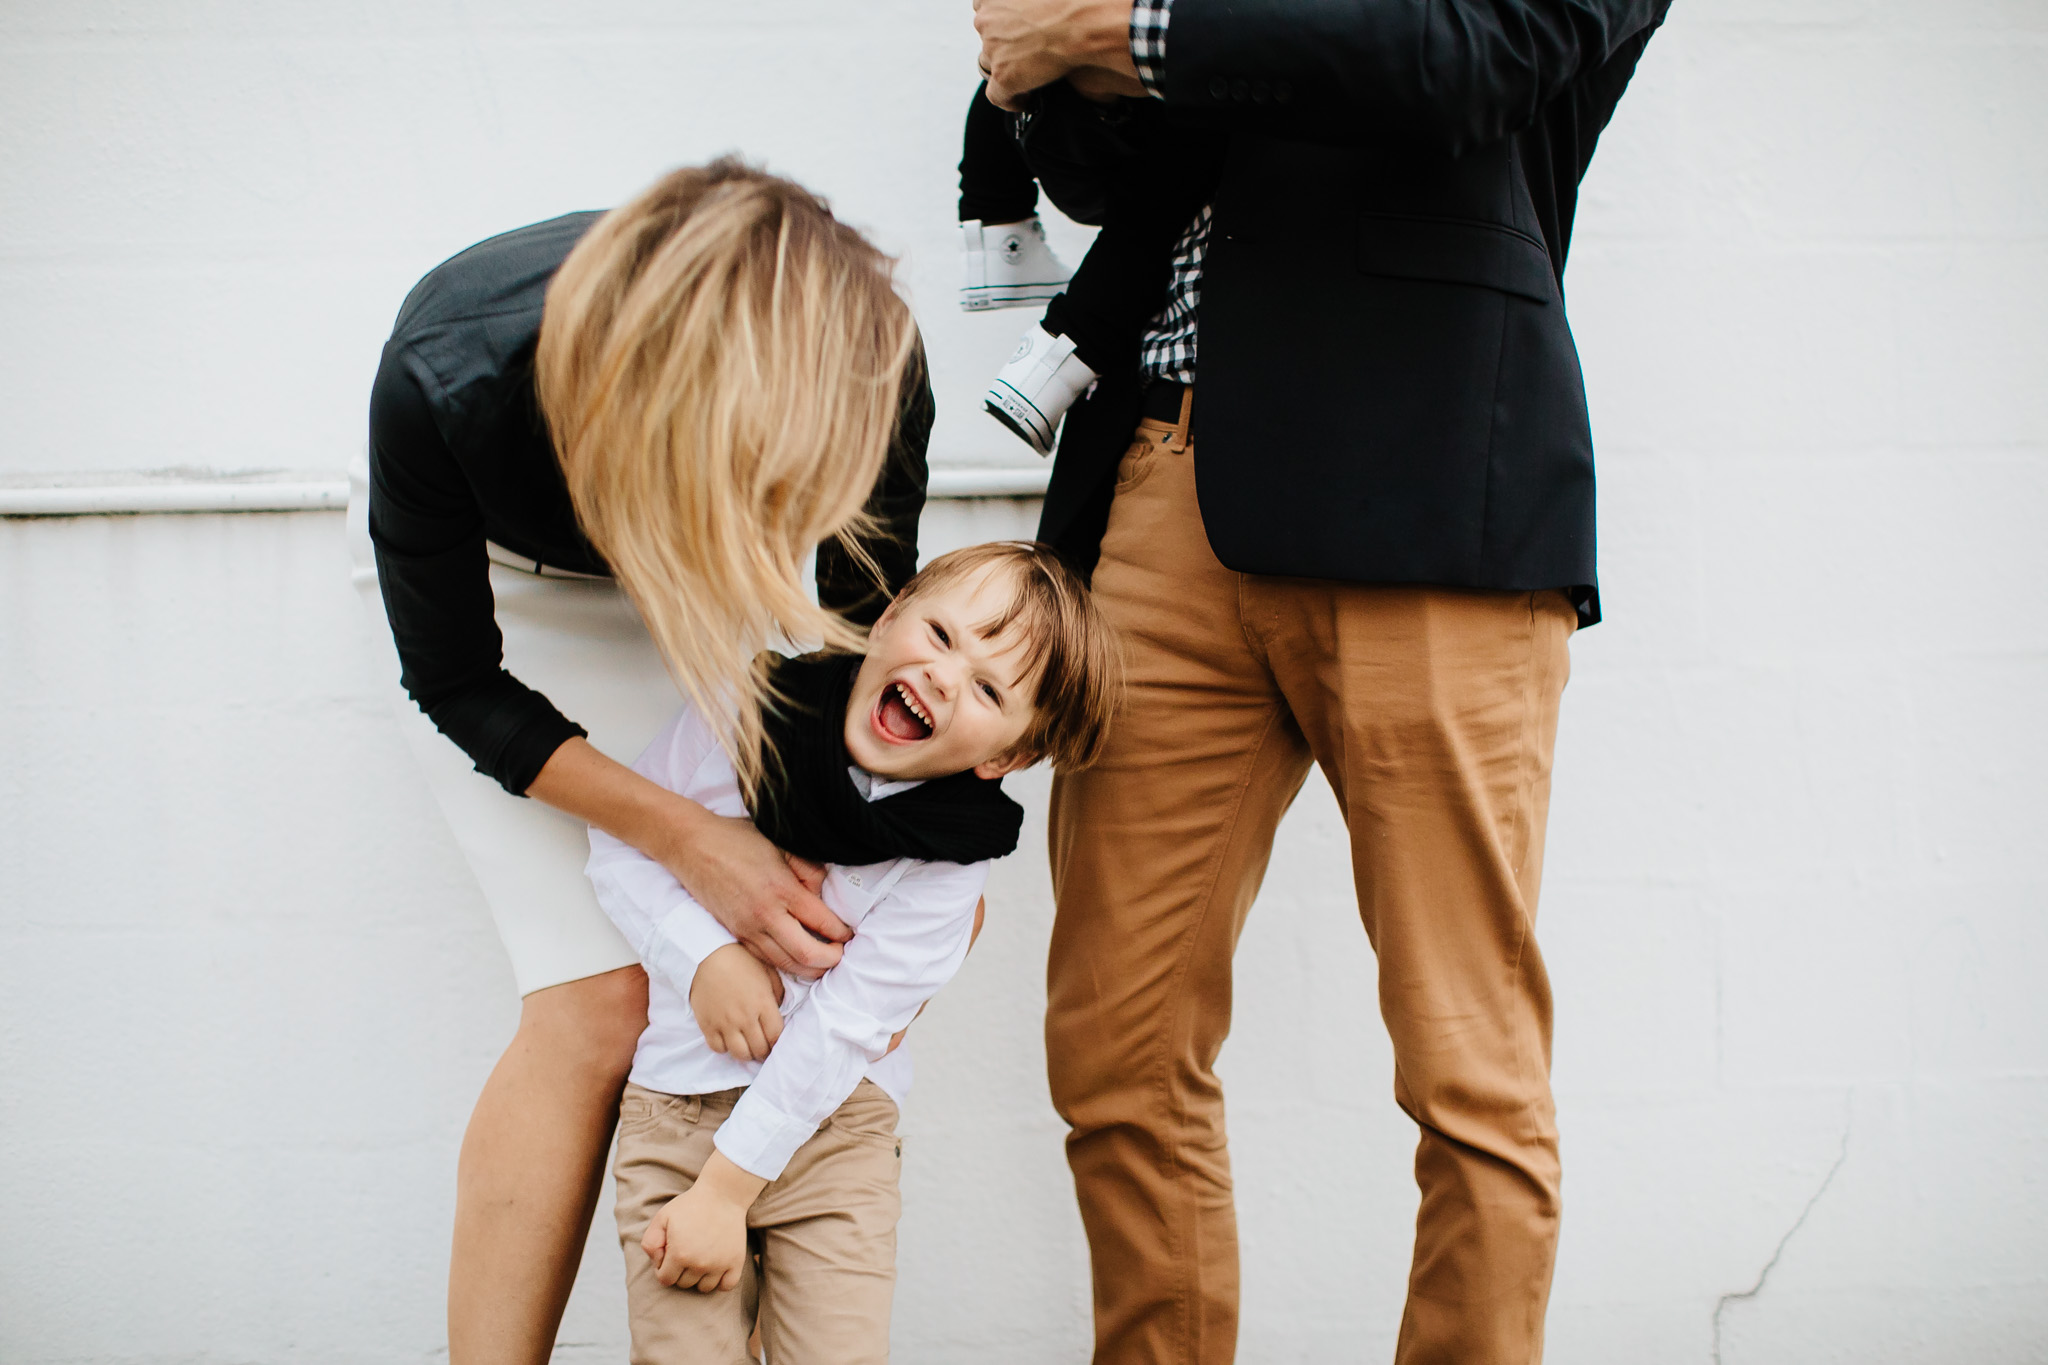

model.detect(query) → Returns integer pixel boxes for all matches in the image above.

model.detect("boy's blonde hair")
[536,158,916,790]
[892,542,1123,772]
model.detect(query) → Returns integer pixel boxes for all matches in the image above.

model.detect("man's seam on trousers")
[1507,594,1550,1158]
[1151,696,1290,1358]
[1506,592,1550,1357]
[1235,571,1264,665]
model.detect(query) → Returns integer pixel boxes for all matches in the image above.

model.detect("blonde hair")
[893,542,1124,772]
[537,159,917,790]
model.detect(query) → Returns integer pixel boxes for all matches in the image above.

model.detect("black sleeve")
[814,339,935,627]
[366,346,586,795]
[1157,0,1673,155]
[1522,24,1660,268]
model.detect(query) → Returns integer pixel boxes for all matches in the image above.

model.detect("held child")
[586,542,1121,1364]
[956,79,1221,454]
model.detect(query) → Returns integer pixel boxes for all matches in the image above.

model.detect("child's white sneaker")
[959,217,1073,312]
[984,322,1100,456]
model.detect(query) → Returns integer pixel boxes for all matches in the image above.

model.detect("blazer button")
[1251,79,1271,103]
[1274,80,1294,103]
[1209,75,1229,100]
[1230,77,1249,101]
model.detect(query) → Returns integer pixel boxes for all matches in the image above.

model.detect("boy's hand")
[641,1152,767,1293]
[691,944,786,1062]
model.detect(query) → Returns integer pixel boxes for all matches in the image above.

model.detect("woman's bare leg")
[449,964,649,1365]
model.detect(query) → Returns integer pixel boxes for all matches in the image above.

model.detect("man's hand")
[641,1152,768,1293]
[690,944,786,1062]
[663,813,851,978]
[975,0,1142,111]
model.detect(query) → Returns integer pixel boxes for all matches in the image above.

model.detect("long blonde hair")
[536,159,916,790]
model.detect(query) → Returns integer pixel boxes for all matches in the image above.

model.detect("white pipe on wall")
[0,467,1050,517]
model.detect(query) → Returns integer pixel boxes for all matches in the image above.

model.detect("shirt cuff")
[713,1091,817,1182]
[644,905,739,999]
[1129,0,1172,99]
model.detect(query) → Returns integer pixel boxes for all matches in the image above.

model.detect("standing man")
[975,2,1671,1362]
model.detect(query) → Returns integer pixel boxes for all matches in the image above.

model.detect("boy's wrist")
[697,1149,770,1210]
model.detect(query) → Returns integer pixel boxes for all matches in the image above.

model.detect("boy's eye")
[929,621,950,647]
[979,681,1001,704]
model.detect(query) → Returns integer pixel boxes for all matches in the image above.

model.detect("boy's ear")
[971,748,1036,781]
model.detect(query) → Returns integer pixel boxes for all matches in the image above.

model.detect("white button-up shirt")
[586,700,991,1181]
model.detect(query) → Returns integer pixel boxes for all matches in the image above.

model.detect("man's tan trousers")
[1047,398,1576,1365]
[612,1081,902,1365]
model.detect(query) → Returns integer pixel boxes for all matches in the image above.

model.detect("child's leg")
[982,141,1219,452]
[1042,216,1180,378]
[959,81,1039,225]
[753,1081,903,1365]
[959,81,1072,314]
[983,215,1178,455]
[1045,127,1219,377]
[613,1085,759,1365]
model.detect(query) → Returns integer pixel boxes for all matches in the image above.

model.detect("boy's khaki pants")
[1047,401,1576,1365]
[612,1081,902,1365]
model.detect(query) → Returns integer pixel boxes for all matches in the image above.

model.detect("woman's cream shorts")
[349,463,672,996]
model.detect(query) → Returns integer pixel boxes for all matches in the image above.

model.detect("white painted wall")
[4,3,2045,1362]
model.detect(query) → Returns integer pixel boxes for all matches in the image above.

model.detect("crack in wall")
[1710,1106,1853,1365]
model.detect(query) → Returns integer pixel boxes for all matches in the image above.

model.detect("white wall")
[4,3,2046,1362]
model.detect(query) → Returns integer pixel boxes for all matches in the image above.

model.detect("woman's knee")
[519,964,648,1078]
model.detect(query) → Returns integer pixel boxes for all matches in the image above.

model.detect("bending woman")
[351,160,932,1363]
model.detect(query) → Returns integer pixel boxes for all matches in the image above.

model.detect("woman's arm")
[529,736,849,975]
[371,351,846,971]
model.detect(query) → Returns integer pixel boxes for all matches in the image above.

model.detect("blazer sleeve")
[814,338,933,628]
[366,345,587,795]
[1156,0,1672,155]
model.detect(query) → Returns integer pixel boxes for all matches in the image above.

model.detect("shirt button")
[847,872,863,887]
[1209,76,1229,101]
[1251,79,1271,103]
[1275,80,1294,103]
[1230,77,1250,102]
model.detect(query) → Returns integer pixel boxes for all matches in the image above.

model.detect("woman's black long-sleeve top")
[368,212,933,795]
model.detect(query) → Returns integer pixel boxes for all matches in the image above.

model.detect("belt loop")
[1171,385,1194,452]
[683,1094,703,1125]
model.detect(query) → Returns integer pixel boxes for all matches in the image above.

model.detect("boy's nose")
[921,663,953,701]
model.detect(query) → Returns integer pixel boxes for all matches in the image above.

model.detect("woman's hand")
[524,737,851,977]
[665,813,851,976]
[691,944,786,1062]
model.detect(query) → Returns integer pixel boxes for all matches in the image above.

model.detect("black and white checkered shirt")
[1130,0,1208,384]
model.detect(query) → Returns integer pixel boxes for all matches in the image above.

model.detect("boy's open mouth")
[874,680,934,743]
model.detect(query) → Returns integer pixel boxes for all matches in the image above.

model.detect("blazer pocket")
[1354,213,1555,305]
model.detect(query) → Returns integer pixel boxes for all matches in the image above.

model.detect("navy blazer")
[1034,0,1675,626]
